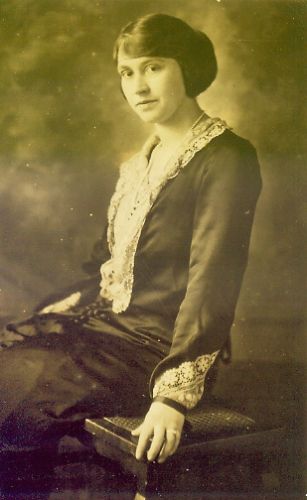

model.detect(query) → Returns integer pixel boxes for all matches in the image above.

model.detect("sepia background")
[0,0,306,365]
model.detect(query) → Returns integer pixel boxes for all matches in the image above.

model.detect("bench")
[85,399,285,499]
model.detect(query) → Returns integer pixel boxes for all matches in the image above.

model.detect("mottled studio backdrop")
[0,0,305,362]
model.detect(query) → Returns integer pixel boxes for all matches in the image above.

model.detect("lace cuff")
[152,351,219,409]
[39,292,81,314]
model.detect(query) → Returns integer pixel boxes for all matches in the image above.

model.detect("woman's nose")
[134,74,149,95]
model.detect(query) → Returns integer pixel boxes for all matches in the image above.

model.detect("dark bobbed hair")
[113,13,217,98]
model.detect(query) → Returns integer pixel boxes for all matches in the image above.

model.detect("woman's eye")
[120,70,132,78]
[146,64,161,73]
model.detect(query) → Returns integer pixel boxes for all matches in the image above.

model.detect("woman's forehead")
[117,49,167,69]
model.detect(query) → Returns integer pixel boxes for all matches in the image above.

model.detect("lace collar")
[99,115,228,313]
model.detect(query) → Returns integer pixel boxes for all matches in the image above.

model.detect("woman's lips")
[136,99,158,109]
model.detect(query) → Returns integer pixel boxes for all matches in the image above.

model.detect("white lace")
[153,351,219,409]
[99,115,228,313]
[40,292,81,314]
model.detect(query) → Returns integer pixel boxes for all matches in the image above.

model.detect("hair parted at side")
[113,13,217,98]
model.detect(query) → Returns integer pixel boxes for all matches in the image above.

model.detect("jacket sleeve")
[150,137,262,409]
[35,224,110,313]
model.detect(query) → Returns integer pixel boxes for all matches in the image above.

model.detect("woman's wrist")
[152,395,187,416]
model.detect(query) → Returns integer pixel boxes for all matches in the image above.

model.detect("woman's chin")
[135,111,160,124]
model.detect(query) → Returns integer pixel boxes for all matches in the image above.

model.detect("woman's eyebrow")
[117,63,132,72]
[117,57,165,72]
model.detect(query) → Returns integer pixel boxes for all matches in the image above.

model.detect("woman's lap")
[0,325,160,449]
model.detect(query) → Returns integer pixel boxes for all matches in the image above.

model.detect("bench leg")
[134,492,146,500]
[134,463,150,500]
[134,461,162,500]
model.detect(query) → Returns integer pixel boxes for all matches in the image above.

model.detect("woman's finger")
[147,425,165,462]
[131,424,142,436]
[135,423,153,460]
[157,428,180,463]
[169,433,181,456]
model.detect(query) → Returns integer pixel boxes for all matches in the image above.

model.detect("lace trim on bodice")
[99,115,228,313]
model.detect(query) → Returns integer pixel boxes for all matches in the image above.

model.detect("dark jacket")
[81,129,262,396]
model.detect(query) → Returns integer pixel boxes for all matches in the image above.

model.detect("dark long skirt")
[0,312,163,450]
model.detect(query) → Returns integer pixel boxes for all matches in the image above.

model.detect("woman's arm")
[135,135,262,461]
[33,224,110,314]
[151,136,262,406]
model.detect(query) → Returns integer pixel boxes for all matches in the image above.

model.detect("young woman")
[0,14,261,465]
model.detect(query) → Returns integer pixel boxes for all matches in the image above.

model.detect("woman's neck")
[154,100,205,150]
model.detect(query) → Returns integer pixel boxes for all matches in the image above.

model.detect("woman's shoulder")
[206,127,258,158]
[179,116,259,176]
[198,126,260,173]
[193,126,261,193]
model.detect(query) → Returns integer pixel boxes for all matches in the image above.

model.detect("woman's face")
[117,47,189,125]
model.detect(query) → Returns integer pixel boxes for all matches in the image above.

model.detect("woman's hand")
[131,401,185,463]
